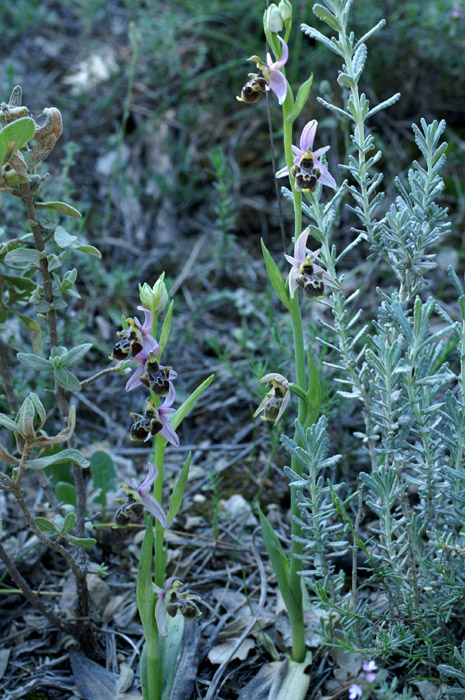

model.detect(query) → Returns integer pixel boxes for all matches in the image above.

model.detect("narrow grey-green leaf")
[34,516,58,533]
[35,201,82,217]
[17,352,53,371]
[66,535,96,548]
[312,4,341,32]
[0,413,18,431]
[4,248,41,266]
[76,245,102,259]
[261,239,291,311]
[167,452,192,525]
[61,512,76,535]
[61,343,92,367]
[54,367,81,392]
[54,225,78,248]
[26,448,89,470]
[305,348,321,425]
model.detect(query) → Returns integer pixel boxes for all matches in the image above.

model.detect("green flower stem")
[154,434,167,589]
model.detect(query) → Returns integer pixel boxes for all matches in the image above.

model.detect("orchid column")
[238,2,337,666]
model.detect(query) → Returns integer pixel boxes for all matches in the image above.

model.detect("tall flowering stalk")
[111,277,213,700]
[237,0,337,674]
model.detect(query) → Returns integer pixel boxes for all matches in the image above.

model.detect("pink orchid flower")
[277,119,336,189]
[284,228,338,299]
[129,461,166,527]
[249,36,288,105]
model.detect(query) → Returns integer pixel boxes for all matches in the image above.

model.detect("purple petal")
[295,229,310,261]
[138,461,158,494]
[312,145,330,160]
[162,384,176,408]
[313,160,336,189]
[155,597,168,637]
[125,364,145,392]
[300,120,317,152]
[142,334,159,355]
[272,36,288,68]
[140,493,167,527]
[284,253,300,268]
[136,306,154,335]
[159,418,180,447]
[269,70,287,105]
[276,165,289,178]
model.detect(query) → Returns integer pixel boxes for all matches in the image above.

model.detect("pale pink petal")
[284,254,300,267]
[159,418,180,447]
[141,335,159,355]
[312,145,330,159]
[291,145,303,157]
[313,160,336,189]
[140,493,166,527]
[136,306,154,335]
[322,271,339,289]
[272,36,288,68]
[162,384,176,408]
[269,70,287,105]
[276,165,290,178]
[125,364,145,391]
[288,271,298,298]
[139,462,158,494]
[300,120,317,152]
[295,229,310,261]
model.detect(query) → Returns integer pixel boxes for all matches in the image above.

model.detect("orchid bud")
[139,274,169,313]
[278,0,292,20]
[265,3,284,32]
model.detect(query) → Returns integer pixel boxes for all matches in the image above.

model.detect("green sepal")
[34,516,58,533]
[167,452,192,525]
[35,201,82,217]
[172,374,215,431]
[0,117,35,165]
[258,508,299,621]
[305,348,321,426]
[158,299,174,359]
[286,75,313,123]
[261,239,291,311]
[26,448,89,470]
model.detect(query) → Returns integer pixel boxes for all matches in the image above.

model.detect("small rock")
[221,494,258,527]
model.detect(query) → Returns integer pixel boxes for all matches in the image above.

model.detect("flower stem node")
[253,373,290,424]
[154,578,202,637]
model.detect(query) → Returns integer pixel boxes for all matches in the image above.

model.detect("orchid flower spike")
[127,461,166,527]
[254,372,290,424]
[154,578,202,637]
[276,119,336,190]
[284,228,338,299]
[238,36,288,105]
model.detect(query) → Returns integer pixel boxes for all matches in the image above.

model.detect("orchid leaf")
[261,239,291,311]
[137,521,159,700]
[286,75,313,123]
[167,452,192,525]
[172,374,214,430]
[267,653,312,700]
[160,612,185,700]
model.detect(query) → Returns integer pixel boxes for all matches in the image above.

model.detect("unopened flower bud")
[266,3,284,32]
[278,0,292,20]
[17,395,38,441]
[139,274,169,313]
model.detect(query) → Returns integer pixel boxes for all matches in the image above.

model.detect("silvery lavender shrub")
[281,0,465,683]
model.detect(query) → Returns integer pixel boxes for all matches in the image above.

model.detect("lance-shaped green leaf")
[17,352,53,371]
[258,508,299,621]
[261,239,291,311]
[60,512,76,535]
[267,653,312,700]
[54,367,81,392]
[137,521,160,700]
[0,117,35,165]
[167,452,192,525]
[286,75,313,123]
[171,374,215,431]
[158,300,174,359]
[35,201,82,217]
[26,448,89,470]
[160,612,185,700]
